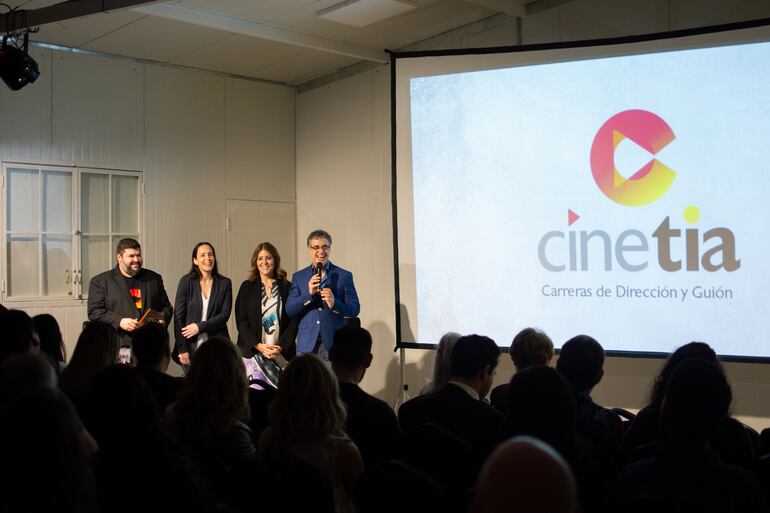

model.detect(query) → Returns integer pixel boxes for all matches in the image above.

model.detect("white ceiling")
[13,0,761,86]
[5,0,539,85]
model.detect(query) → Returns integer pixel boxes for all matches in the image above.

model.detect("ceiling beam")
[465,0,526,18]
[0,0,160,33]
[466,0,577,17]
[133,3,390,64]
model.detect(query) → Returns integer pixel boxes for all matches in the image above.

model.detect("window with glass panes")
[2,164,141,301]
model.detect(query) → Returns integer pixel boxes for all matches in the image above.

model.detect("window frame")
[1,161,143,303]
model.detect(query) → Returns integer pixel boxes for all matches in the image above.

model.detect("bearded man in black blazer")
[87,238,173,347]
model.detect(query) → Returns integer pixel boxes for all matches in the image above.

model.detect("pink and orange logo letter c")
[590,109,676,206]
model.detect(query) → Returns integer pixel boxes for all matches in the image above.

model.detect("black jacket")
[87,266,173,346]
[398,383,503,471]
[235,279,297,358]
[173,273,233,354]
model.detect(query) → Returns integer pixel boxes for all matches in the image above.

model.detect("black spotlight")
[0,33,40,91]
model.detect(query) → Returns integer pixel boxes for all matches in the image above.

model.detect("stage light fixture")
[0,32,40,91]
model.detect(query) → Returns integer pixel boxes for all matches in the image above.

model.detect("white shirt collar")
[448,380,479,401]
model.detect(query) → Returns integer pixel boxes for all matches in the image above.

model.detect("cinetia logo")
[590,109,676,206]
[538,109,740,273]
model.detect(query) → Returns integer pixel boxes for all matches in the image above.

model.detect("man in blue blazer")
[286,229,360,356]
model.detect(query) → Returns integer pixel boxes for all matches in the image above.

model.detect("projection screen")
[393,19,770,360]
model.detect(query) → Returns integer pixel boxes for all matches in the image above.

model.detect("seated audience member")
[260,353,363,513]
[166,337,257,472]
[503,365,603,512]
[329,325,401,468]
[399,334,503,473]
[556,335,623,484]
[355,460,449,513]
[0,352,57,406]
[0,308,39,363]
[0,352,98,458]
[0,388,97,513]
[32,313,67,375]
[490,327,554,412]
[131,323,183,414]
[620,342,753,469]
[470,436,577,513]
[419,332,461,395]
[503,366,577,463]
[59,321,120,417]
[609,359,769,513]
[399,422,476,501]
[87,366,218,513]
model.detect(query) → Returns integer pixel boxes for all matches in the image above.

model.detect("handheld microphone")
[314,262,323,294]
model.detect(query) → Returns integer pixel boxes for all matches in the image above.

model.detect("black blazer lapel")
[138,271,148,314]
[278,279,289,306]
[189,277,202,324]
[206,276,220,320]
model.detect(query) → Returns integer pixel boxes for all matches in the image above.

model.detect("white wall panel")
[51,51,144,168]
[225,79,295,202]
[0,47,52,162]
[144,64,227,299]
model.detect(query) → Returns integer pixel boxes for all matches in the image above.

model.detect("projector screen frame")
[389,16,770,363]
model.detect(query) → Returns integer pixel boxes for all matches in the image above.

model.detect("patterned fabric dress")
[244,281,283,389]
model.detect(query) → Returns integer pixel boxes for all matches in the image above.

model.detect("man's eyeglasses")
[310,245,330,252]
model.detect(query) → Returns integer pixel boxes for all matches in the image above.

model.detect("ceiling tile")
[251,49,359,84]
[81,15,232,62]
[174,0,319,23]
[171,34,304,76]
[268,0,484,48]
[31,11,146,48]
[268,0,390,40]
[345,0,495,49]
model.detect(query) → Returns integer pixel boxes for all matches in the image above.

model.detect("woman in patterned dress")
[235,242,296,388]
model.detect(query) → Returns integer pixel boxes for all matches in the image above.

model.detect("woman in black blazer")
[174,242,233,368]
[235,242,296,387]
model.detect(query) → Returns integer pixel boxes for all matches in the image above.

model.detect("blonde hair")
[425,332,462,394]
[510,328,554,371]
[266,354,346,448]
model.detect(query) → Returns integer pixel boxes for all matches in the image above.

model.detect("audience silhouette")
[620,341,755,470]
[610,359,768,513]
[4,304,770,513]
[470,436,577,513]
[32,313,67,375]
[556,335,623,501]
[329,325,401,469]
[490,327,554,413]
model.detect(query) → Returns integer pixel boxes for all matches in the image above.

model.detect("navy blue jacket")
[285,262,360,353]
